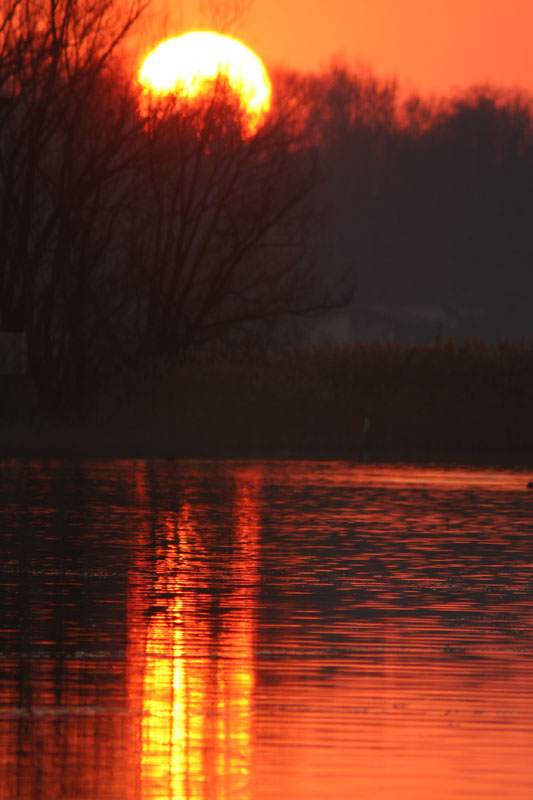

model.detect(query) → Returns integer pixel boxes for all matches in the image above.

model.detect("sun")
[139,32,272,132]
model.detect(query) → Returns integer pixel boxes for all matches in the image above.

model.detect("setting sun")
[139,31,271,131]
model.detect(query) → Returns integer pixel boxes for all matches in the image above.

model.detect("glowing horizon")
[152,0,533,98]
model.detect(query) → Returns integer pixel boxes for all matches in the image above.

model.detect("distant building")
[307,303,465,345]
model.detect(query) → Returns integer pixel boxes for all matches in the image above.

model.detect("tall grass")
[90,339,533,457]
[2,339,531,457]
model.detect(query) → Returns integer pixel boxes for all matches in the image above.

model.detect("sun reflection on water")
[129,465,261,800]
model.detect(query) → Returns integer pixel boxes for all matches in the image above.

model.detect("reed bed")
[2,339,532,457]
[90,339,533,457]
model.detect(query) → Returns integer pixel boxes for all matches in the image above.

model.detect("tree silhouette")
[305,69,533,339]
[0,1,341,406]
[119,81,333,361]
[0,0,145,403]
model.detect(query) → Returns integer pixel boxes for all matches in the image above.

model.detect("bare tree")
[0,0,145,403]
[115,79,336,361]
[0,1,348,406]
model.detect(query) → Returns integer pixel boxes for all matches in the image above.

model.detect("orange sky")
[166,0,533,97]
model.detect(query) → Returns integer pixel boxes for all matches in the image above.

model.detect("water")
[0,459,532,800]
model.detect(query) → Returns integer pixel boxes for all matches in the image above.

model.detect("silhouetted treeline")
[298,66,533,341]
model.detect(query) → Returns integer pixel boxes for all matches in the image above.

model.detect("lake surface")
[0,459,532,800]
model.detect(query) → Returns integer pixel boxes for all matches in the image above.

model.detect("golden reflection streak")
[131,464,261,800]
[215,471,260,796]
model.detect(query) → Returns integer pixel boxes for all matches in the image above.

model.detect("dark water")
[0,459,532,800]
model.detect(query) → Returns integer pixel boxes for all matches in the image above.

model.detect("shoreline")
[1,423,532,467]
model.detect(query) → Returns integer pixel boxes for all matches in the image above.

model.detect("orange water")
[0,459,531,799]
